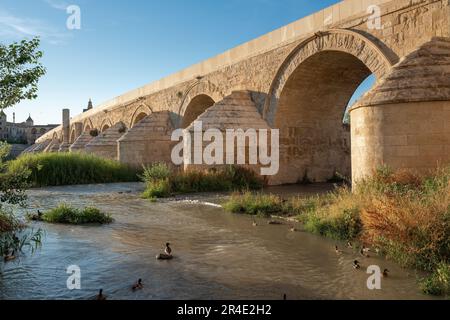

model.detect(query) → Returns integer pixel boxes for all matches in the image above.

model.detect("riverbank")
[0,182,438,300]
[222,167,450,297]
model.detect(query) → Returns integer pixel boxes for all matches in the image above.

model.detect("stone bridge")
[33,0,450,185]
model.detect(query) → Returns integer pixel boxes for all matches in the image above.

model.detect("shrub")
[40,204,113,225]
[420,262,450,296]
[141,163,171,182]
[141,163,263,198]
[223,192,284,217]
[142,178,171,198]
[7,152,140,187]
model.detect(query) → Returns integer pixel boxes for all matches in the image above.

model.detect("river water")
[0,183,437,300]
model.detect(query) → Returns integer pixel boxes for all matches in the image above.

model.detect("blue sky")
[0,0,373,125]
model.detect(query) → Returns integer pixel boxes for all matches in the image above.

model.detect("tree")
[0,37,46,111]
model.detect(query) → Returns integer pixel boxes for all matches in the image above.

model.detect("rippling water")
[0,183,437,300]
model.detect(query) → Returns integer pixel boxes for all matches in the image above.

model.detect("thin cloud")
[44,0,69,11]
[0,8,70,44]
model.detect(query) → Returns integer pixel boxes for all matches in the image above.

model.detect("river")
[0,183,437,300]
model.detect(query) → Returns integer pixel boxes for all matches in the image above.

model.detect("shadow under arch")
[130,103,153,128]
[180,94,216,129]
[263,29,397,185]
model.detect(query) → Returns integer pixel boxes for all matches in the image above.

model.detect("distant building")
[83,99,93,113]
[0,111,59,145]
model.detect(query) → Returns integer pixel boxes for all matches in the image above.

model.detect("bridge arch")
[178,81,222,128]
[130,103,153,127]
[69,128,76,144]
[264,29,397,185]
[52,132,60,142]
[83,118,94,133]
[100,118,113,132]
[180,94,216,129]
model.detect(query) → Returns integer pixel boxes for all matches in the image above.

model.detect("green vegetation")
[142,163,263,199]
[1,37,46,262]
[33,204,113,225]
[223,193,284,217]
[7,152,140,187]
[223,166,450,296]
[1,142,42,261]
[0,37,46,110]
[420,262,450,296]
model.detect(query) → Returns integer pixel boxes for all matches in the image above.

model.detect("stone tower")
[26,114,34,126]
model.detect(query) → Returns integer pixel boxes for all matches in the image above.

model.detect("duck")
[353,260,361,269]
[132,279,144,291]
[383,269,390,278]
[29,210,43,221]
[335,246,342,254]
[347,242,353,249]
[95,289,107,301]
[252,220,258,227]
[4,250,16,262]
[360,246,370,258]
[290,226,297,232]
[165,243,172,256]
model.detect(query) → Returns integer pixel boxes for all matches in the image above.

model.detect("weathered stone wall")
[351,101,450,182]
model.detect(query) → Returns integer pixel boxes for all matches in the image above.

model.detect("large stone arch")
[263,29,397,125]
[264,29,397,185]
[130,103,153,128]
[178,81,222,128]
[180,94,216,128]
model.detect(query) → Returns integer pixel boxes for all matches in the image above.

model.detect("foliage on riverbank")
[1,142,43,261]
[223,166,450,296]
[142,163,263,199]
[33,204,113,225]
[7,152,140,187]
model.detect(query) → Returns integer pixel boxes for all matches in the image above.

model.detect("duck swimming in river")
[360,246,370,258]
[4,250,16,262]
[335,246,342,254]
[353,260,361,269]
[157,243,173,260]
[383,269,390,278]
[132,279,143,291]
[95,289,107,300]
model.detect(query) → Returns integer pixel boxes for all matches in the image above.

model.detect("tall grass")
[7,152,140,187]
[142,163,263,198]
[223,192,284,217]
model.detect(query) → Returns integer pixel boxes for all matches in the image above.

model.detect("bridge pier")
[350,38,450,183]
[183,91,273,177]
[70,131,95,153]
[118,111,175,168]
[85,122,127,160]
